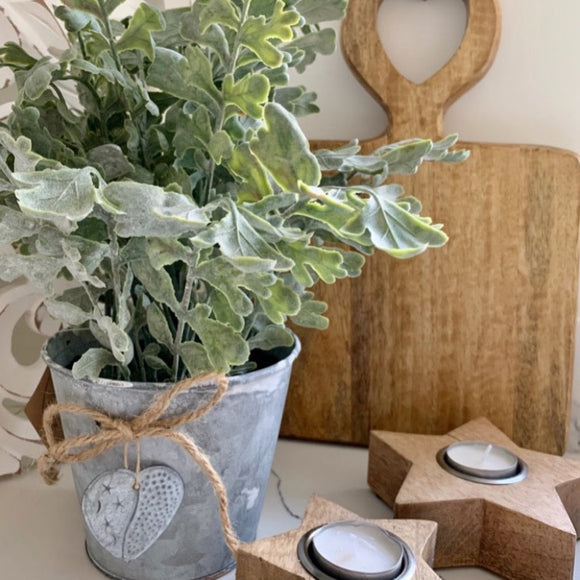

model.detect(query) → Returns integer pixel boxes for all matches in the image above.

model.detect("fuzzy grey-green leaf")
[185,304,249,371]
[72,348,120,380]
[251,103,321,191]
[14,167,98,226]
[116,3,165,60]
[101,182,208,237]
[147,303,174,350]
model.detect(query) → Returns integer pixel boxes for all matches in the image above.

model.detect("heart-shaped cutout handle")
[342,0,501,143]
[377,0,468,85]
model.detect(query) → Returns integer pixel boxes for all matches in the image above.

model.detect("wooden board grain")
[281,0,580,454]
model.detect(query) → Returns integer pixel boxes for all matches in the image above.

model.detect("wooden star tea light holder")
[236,495,440,579]
[368,418,580,580]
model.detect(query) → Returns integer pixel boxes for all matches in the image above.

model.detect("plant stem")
[97,0,123,71]
[77,32,88,60]
[107,221,123,326]
[172,263,196,381]
[203,0,251,204]
[132,328,147,382]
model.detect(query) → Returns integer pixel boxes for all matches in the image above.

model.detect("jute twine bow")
[37,372,240,556]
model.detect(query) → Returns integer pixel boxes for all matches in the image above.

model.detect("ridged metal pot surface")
[43,330,300,580]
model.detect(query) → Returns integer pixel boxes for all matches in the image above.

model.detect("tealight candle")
[302,521,406,579]
[444,441,519,479]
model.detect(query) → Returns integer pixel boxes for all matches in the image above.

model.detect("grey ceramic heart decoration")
[82,466,184,561]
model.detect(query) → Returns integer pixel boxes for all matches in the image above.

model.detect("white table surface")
[0,439,578,579]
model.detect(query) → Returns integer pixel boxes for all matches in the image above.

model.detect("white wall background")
[2,0,580,448]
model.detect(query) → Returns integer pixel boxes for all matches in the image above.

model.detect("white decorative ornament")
[82,466,184,561]
[0,279,60,477]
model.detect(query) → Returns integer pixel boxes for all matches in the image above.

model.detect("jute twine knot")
[37,372,240,556]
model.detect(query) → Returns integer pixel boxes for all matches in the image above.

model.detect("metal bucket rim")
[42,329,301,393]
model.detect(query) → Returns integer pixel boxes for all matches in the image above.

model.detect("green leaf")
[224,73,270,119]
[87,144,134,181]
[290,293,328,329]
[0,254,63,295]
[131,254,180,313]
[285,28,336,73]
[36,230,107,275]
[14,167,98,230]
[293,0,347,24]
[292,189,363,241]
[184,304,249,372]
[104,0,126,14]
[208,130,234,164]
[72,348,120,380]
[197,198,294,270]
[45,287,93,326]
[54,5,98,32]
[425,134,470,163]
[251,102,321,191]
[0,131,42,172]
[263,64,289,87]
[60,240,106,288]
[315,140,360,171]
[338,249,366,277]
[179,341,213,376]
[240,0,301,67]
[174,107,213,159]
[195,255,275,316]
[376,140,433,175]
[146,238,192,270]
[116,3,165,60]
[4,106,74,164]
[180,6,230,64]
[147,303,174,350]
[60,0,100,15]
[278,241,347,286]
[83,30,111,56]
[45,298,92,326]
[22,59,59,101]
[345,185,448,258]
[96,315,133,364]
[0,207,40,244]
[248,325,294,351]
[208,289,244,332]
[274,86,319,117]
[100,182,208,237]
[199,0,240,32]
[256,279,301,324]
[143,343,172,374]
[0,42,37,69]
[147,46,222,111]
[226,143,273,201]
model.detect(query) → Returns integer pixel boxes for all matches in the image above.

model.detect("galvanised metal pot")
[43,330,300,580]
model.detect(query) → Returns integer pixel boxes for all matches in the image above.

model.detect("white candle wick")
[479,443,494,467]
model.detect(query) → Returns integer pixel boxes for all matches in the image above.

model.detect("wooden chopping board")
[281,0,580,455]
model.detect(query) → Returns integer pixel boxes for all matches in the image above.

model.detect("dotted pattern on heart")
[82,466,184,562]
[124,467,185,560]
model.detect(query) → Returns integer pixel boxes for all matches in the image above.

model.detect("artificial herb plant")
[0,0,467,383]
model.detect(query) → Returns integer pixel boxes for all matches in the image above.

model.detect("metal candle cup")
[298,521,416,580]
